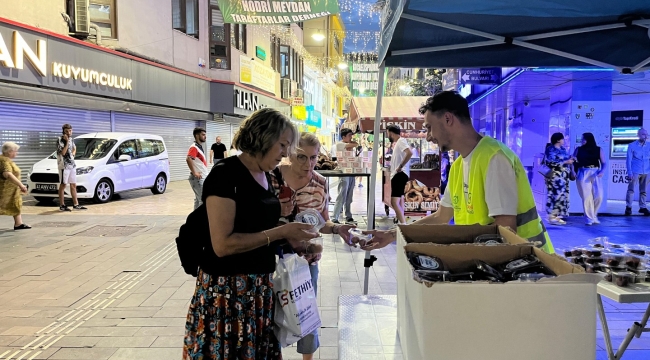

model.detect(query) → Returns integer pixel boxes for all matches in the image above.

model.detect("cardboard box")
[335,151,344,158]
[346,157,360,164]
[342,168,353,174]
[396,225,597,360]
[352,162,363,169]
[344,151,355,157]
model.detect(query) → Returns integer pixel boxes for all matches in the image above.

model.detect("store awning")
[378,0,650,71]
[350,96,429,132]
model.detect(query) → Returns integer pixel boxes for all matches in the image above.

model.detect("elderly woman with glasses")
[270,132,356,360]
[0,142,31,230]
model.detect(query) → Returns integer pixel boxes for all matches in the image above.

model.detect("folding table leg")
[597,295,615,360]
[614,303,650,359]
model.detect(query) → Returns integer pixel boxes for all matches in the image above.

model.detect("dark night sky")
[338,0,381,53]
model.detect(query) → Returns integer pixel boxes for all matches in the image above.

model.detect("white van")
[27,133,171,204]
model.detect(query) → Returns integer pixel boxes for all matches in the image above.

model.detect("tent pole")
[363,62,386,296]
[392,40,502,56]
[631,55,650,73]
[511,40,620,70]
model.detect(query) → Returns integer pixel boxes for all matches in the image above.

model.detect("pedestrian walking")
[625,128,650,216]
[209,136,227,164]
[332,128,358,225]
[0,142,31,230]
[186,127,207,210]
[183,108,317,360]
[573,133,606,225]
[270,132,355,360]
[57,124,87,211]
[545,133,574,225]
[387,125,412,225]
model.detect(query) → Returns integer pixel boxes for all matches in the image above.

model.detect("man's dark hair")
[418,91,471,123]
[340,128,353,138]
[550,132,564,145]
[62,123,72,132]
[193,127,206,137]
[386,124,401,135]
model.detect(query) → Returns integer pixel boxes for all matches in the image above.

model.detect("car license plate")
[35,184,58,191]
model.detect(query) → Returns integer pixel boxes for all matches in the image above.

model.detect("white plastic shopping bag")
[272,253,321,347]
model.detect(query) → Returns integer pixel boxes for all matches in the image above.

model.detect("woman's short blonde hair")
[1,142,19,156]
[297,132,321,153]
[233,108,298,156]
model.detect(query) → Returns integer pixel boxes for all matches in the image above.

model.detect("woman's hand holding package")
[281,222,320,252]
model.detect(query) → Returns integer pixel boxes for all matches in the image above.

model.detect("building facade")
[0,1,340,182]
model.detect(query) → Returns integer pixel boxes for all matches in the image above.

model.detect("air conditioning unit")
[281,78,291,100]
[295,89,304,98]
[74,0,90,34]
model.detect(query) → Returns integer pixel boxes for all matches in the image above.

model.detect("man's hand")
[193,172,202,179]
[337,224,356,246]
[627,173,635,181]
[19,184,28,194]
[352,229,397,250]
[62,134,69,142]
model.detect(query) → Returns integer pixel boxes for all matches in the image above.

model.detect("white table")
[597,281,650,359]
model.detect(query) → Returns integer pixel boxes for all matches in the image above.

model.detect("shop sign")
[290,96,304,106]
[349,62,379,97]
[0,29,134,91]
[292,105,307,120]
[442,69,459,91]
[611,110,643,128]
[218,0,339,24]
[255,46,267,61]
[460,68,502,85]
[305,107,322,128]
[235,89,267,111]
[240,55,276,94]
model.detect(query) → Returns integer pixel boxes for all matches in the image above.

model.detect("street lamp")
[312,31,325,41]
[338,62,348,69]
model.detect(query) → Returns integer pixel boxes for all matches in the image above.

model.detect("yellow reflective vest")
[448,137,554,254]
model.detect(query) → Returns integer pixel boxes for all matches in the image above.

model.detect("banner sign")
[217,0,339,24]
[460,68,502,85]
[240,55,276,94]
[290,96,304,106]
[442,69,459,91]
[349,62,379,97]
[611,110,643,128]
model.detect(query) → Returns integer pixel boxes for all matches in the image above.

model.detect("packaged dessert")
[498,255,556,280]
[631,268,649,283]
[613,271,635,287]
[349,228,372,247]
[601,254,625,268]
[584,264,601,274]
[474,260,506,282]
[305,237,324,254]
[416,270,474,282]
[295,209,326,232]
[625,254,644,270]
[600,271,613,282]
[582,248,603,258]
[583,257,603,265]
[474,234,504,245]
[588,237,606,248]
[407,252,445,271]
[559,249,573,258]
[625,246,648,256]
[570,249,584,257]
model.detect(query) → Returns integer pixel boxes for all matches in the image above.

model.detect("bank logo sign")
[218,0,339,24]
[0,30,133,91]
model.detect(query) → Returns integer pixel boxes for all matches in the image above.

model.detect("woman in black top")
[573,132,607,225]
[183,108,318,360]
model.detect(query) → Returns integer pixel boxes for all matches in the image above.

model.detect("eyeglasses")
[296,154,318,164]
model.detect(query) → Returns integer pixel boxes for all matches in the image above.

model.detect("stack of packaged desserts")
[407,234,557,283]
[559,237,649,288]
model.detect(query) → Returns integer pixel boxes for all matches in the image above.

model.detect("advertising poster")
[240,55,276,94]
[404,179,440,212]
[218,0,339,24]
[349,62,379,97]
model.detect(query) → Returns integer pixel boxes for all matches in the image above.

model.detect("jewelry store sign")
[0,29,133,90]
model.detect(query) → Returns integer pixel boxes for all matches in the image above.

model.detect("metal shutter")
[206,121,232,158]
[113,113,200,181]
[0,101,111,182]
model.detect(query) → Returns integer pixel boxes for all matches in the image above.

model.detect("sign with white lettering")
[0,28,133,92]
[460,68,502,85]
[218,0,339,24]
[349,62,379,97]
[611,110,643,128]
[240,55,276,94]
[234,88,268,112]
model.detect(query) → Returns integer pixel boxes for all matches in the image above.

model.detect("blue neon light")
[530,67,615,72]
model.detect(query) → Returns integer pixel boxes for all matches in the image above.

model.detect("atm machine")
[608,110,643,201]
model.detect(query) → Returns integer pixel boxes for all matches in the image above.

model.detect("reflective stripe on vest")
[448,137,554,254]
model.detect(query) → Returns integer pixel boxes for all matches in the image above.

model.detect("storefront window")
[172,0,199,39]
[280,45,290,78]
[209,1,229,69]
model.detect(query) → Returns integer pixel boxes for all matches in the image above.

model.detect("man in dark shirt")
[209,136,228,164]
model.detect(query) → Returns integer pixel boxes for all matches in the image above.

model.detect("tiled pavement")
[1,179,649,359]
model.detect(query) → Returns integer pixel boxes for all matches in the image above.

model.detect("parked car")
[27,133,170,204]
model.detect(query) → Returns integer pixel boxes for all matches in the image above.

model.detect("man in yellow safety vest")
[358,91,554,253]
